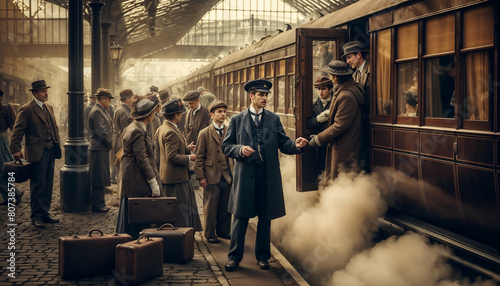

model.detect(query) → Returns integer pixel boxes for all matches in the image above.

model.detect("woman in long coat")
[116,98,162,239]
[309,61,365,183]
[156,99,202,231]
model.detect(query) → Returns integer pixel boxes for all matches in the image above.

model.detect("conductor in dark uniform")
[10,80,61,228]
[88,88,114,213]
[222,79,308,271]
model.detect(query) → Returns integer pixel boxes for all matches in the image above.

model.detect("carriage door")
[295,28,346,192]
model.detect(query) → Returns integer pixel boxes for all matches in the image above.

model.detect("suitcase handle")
[136,235,153,244]
[158,223,178,230]
[87,229,104,237]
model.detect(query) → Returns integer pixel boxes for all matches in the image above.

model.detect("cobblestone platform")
[0,134,302,286]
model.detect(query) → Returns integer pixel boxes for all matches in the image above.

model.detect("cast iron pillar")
[101,22,112,91]
[90,0,104,94]
[60,0,91,213]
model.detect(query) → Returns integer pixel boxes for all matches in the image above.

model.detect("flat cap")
[244,79,272,93]
[183,90,201,101]
[208,100,228,113]
[314,76,333,88]
[119,89,134,101]
[95,88,114,99]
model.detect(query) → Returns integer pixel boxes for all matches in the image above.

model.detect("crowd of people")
[0,40,369,273]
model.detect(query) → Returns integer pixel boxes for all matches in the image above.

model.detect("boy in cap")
[195,100,233,243]
[10,80,62,227]
[222,79,308,271]
[306,76,335,172]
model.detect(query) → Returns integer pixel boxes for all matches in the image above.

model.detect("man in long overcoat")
[10,80,61,228]
[309,61,365,182]
[88,88,114,213]
[222,79,308,271]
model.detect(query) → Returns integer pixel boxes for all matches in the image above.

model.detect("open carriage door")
[295,28,346,192]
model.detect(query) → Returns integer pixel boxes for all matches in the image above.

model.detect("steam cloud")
[273,156,495,286]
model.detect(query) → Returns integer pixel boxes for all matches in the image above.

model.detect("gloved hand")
[316,110,329,123]
[148,178,161,197]
[309,134,322,148]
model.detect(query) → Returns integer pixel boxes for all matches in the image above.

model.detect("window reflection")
[397,61,418,117]
[313,40,336,96]
[465,51,490,121]
[424,56,455,118]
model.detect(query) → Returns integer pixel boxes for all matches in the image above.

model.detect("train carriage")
[163,0,499,275]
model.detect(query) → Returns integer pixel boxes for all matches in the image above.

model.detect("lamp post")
[109,39,124,92]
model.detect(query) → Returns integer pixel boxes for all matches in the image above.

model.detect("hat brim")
[163,106,186,116]
[320,66,354,76]
[130,101,159,120]
[252,88,271,94]
[341,49,369,58]
[29,86,51,91]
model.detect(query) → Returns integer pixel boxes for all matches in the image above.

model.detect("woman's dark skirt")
[116,196,151,239]
[163,181,202,231]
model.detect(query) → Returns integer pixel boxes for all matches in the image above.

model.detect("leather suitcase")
[58,229,132,279]
[115,235,163,285]
[128,197,177,224]
[140,223,194,263]
[2,159,32,183]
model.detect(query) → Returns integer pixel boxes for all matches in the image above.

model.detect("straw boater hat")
[320,61,353,76]
[208,100,228,113]
[95,88,114,99]
[29,80,50,91]
[313,76,333,88]
[183,90,201,101]
[163,99,186,115]
[131,98,159,120]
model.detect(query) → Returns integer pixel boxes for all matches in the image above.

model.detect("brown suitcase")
[115,235,163,285]
[58,229,132,279]
[139,223,194,263]
[127,197,177,224]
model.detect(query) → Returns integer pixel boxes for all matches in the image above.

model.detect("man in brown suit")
[88,88,114,213]
[195,100,233,243]
[309,61,365,182]
[10,80,62,228]
[157,99,202,231]
[183,90,211,189]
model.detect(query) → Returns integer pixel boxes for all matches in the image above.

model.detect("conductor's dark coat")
[222,109,300,220]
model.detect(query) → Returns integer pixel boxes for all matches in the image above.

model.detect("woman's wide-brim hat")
[320,60,353,76]
[29,80,50,91]
[131,98,159,120]
[163,99,186,115]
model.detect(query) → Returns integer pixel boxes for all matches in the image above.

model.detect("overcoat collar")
[242,108,270,141]
[164,120,186,146]
[96,102,112,121]
[30,100,50,127]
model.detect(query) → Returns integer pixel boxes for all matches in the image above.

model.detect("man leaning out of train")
[309,61,365,184]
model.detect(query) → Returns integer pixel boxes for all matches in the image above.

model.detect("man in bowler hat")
[88,88,114,213]
[10,80,61,228]
[222,79,308,271]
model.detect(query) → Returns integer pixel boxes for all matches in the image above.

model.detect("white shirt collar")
[213,122,224,129]
[192,104,202,115]
[358,59,366,73]
[136,120,147,131]
[33,97,44,109]
[249,105,263,115]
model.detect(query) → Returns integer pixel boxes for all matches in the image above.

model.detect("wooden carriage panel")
[457,136,495,166]
[420,132,455,159]
[372,148,392,168]
[457,165,500,248]
[393,129,418,153]
[372,127,392,149]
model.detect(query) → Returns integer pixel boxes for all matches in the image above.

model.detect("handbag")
[2,159,32,183]
[127,197,178,224]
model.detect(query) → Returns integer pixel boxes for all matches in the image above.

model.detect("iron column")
[90,0,104,94]
[60,0,91,212]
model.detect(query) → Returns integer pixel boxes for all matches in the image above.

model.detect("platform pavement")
[0,134,304,286]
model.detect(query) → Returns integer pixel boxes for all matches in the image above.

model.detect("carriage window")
[397,61,418,117]
[425,14,454,55]
[376,29,391,115]
[424,56,455,118]
[277,77,286,112]
[465,51,490,121]
[240,69,246,83]
[266,62,274,77]
[277,60,286,76]
[259,64,266,79]
[228,84,234,110]
[266,78,275,111]
[289,75,295,111]
[286,58,294,74]
[313,40,336,76]
[235,84,240,110]
[397,23,418,60]
[463,6,494,49]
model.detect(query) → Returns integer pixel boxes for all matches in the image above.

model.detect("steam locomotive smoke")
[273,156,495,286]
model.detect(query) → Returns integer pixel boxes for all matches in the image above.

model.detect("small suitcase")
[139,223,194,263]
[59,229,132,279]
[115,235,163,285]
[128,197,177,224]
